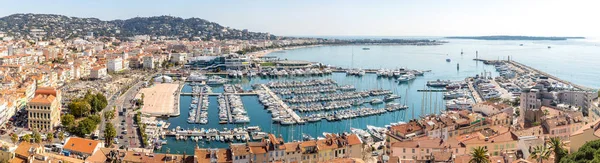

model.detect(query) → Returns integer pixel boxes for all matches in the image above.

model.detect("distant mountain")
[0,13,273,40]
[445,35,585,40]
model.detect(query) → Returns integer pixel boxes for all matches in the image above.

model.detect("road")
[99,78,146,149]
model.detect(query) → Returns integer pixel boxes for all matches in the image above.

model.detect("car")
[119,135,124,139]
[372,152,378,156]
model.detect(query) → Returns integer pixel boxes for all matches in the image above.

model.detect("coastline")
[248,45,321,58]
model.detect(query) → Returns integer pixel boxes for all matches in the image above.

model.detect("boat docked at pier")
[445,98,474,110]
[397,73,416,82]
[383,94,401,102]
[366,125,387,141]
[207,76,229,85]
[427,79,452,87]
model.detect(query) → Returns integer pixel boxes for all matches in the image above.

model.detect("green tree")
[88,114,102,124]
[22,134,31,143]
[560,139,600,162]
[469,147,489,163]
[11,134,18,144]
[75,117,99,136]
[104,109,115,121]
[549,137,567,163]
[58,131,65,141]
[68,101,92,118]
[530,145,550,163]
[46,133,54,143]
[61,114,75,127]
[104,122,117,147]
[33,131,42,143]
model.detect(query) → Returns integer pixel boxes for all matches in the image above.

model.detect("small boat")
[397,74,415,82]
[446,58,451,62]
[370,98,384,105]
[302,133,315,141]
[362,48,370,50]
[383,94,401,102]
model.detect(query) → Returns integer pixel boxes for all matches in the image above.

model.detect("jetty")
[475,59,594,91]
[180,92,257,96]
[507,60,594,91]
[259,84,303,124]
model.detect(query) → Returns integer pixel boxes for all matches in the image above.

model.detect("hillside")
[0,13,273,40]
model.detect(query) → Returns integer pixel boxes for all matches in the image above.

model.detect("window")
[403,148,406,153]
[412,149,415,153]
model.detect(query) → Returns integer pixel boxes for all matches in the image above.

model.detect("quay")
[417,89,448,92]
[467,78,483,103]
[224,95,233,123]
[180,92,258,96]
[474,59,594,91]
[507,60,594,91]
[259,84,303,124]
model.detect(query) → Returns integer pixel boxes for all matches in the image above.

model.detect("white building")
[90,66,107,79]
[107,57,123,72]
[0,101,10,127]
[143,55,155,69]
[170,53,187,63]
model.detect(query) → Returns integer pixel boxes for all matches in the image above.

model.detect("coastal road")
[99,77,146,148]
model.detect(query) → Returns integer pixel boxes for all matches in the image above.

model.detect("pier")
[259,84,303,124]
[474,59,594,91]
[224,95,233,123]
[180,92,258,96]
[467,79,483,103]
[507,60,594,91]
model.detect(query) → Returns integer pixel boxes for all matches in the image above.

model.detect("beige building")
[460,129,518,157]
[389,137,466,161]
[570,118,600,152]
[27,87,61,131]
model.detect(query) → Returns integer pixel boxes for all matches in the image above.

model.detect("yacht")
[427,80,451,87]
[383,94,401,102]
[445,98,473,110]
[207,76,228,85]
[443,90,467,99]
[397,74,415,82]
[351,127,372,140]
[358,69,366,76]
[366,125,386,141]
[370,98,384,105]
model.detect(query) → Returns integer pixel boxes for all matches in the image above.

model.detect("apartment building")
[26,87,61,131]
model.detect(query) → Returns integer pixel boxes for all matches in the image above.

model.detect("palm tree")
[530,145,550,163]
[548,137,566,163]
[469,146,490,163]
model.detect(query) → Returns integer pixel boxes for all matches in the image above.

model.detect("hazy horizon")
[2,0,599,37]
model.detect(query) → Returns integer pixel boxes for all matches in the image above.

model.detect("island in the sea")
[445,35,585,40]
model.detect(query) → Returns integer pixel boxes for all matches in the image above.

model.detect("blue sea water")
[159,38,600,154]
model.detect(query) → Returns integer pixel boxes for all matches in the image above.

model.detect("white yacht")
[397,74,415,82]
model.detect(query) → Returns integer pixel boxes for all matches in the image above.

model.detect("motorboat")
[397,74,415,82]
[383,94,401,102]
[370,98,384,105]
[427,80,451,87]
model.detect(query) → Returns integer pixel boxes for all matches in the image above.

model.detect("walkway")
[260,84,303,124]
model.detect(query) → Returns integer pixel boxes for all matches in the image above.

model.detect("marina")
[157,41,600,154]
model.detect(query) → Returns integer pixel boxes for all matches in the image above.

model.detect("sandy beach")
[248,45,320,58]
[137,83,179,116]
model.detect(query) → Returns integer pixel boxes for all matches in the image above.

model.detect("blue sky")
[2,0,598,37]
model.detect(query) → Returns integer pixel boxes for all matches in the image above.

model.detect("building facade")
[27,87,61,131]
